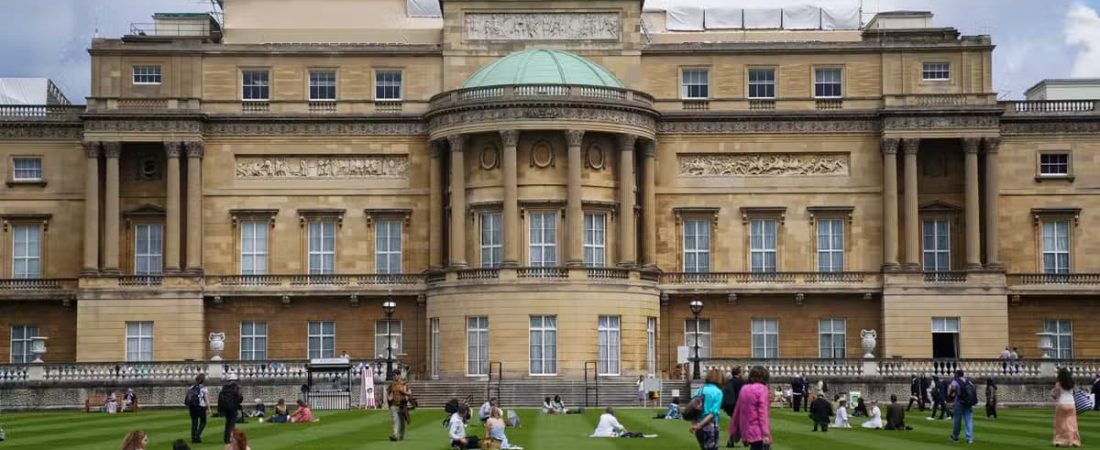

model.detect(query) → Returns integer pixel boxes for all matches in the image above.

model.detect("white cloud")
[1066,3,1100,77]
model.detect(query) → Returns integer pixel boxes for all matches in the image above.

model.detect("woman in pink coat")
[729,366,773,450]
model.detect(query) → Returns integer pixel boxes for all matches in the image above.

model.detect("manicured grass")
[0,407,1090,449]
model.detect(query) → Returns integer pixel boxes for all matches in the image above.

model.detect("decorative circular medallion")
[480,143,500,170]
[530,140,554,168]
[586,143,605,170]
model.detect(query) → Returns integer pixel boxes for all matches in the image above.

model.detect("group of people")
[119,429,250,450]
[444,397,524,449]
[183,374,316,446]
[103,388,138,414]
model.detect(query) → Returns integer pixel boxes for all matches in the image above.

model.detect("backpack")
[184,385,201,408]
[958,379,979,407]
[681,394,704,421]
[218,385,242,412]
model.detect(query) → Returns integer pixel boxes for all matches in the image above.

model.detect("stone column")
[164,142,183,273]
[102,142,121,274]
[501,130,520,267]
[984,137,1002,270]
[428,142,444,270]
[881,138,900,271]
[902,138,921,271]
[641,140,658,269]
[185,141,204,273]
[963,138,982,271]
[565,130,585,267]
[82,142,100,275]
[447,135,468,268]
[617,134,637,267]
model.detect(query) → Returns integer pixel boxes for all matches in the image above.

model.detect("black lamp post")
[383,298,397,381]
[690,298,704,380]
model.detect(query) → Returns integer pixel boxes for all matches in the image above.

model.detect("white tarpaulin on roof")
[406,0,441,17]
[645,1,863,30]
[0,79,47,105]
[704,7,743,30]
[822,6,861,30]
[743,8,782,29]
[665,5,705,31]
[782,5,822,29]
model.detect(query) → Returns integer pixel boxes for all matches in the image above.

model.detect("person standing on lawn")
[185,374,209,444]
[948,369,977,444]
[928,375,946,420]
[1052,367,1082,447]
[388,371,411,441]
[1092,373,1100,412]
[791,375,808,412]
[729,366,772,450]
[985,378,998,420]
[218,375,244,445]
[689,369,724,450]
[809,390,834,432]
[721,366,744,447]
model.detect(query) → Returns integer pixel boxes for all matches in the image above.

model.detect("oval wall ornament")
[530,140,555,168]
[480,143,500,170]
[586,143,605,170]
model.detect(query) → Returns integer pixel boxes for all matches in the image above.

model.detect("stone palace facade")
[1,0,1099,380]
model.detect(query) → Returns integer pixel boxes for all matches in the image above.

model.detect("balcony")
[1003,100,1098,116]
[1008,273,1100,296]
[429,267,654,287]
[659,272,881,294]
[428,84,655,111]
[883,93,998,109]
[0,278,77,300]
[205,274,427,297]
[0,105,83,121]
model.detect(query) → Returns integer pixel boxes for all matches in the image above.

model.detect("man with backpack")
[948,369,978,444]
[185,374,209,444]
[218,375,244,445]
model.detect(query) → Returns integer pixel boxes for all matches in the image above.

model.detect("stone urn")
[1037,332,1055,359]
[209,332,226,361]
[30,336,48,364]
[860,329,878,359]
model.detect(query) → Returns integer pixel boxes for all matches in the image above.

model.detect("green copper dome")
[462,49,624,89]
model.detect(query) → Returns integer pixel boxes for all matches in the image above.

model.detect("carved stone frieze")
[882,115,999,130]
[679,153,850,177]
[0,123,83,139]
[206,121,427,136]
[465,13,620,41]
[235,155,408,179]
[1000,121,1100,135]
[658,119,878,134]
[430,107,656,132]
[85,119,202,133]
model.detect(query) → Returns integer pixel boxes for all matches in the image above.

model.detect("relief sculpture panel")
[465,13,620,41]
[235,155,408,179]
[678,153,850,177]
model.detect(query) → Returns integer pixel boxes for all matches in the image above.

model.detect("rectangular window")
[242,70,270,101]
[240,221,268,275]
[817,219,844,272]
[931,317,960,359]
[375,220,402,274]
[480,212,502,268]
[1040,153,1070,176]
[239,321,267,361]
[134,223,163,276]
[9,325,38,363]
[583,213,607,267]
[12,157,42,181]
[684,318,712,359]
[375,320,403,360]
[309,70,337,101]
[597,315,621,375]
[467,316,489,376]
[125,321,154,362]
[646,317,657,376]
[132,65,162,85]
[529,315,557,375]
[375,70,403,101]
[307,321,335,359]
[1042,221,1071,274]
[818,318,846,359]
[922,219,951,272]
[430,318,440,379]
[932,317,960,333]
[1045,320,1073,359]
[683,219,710,273]
[681,69,709,99]
[751,319,779,359]
[750,219,778,273]
[11,224,41,279]
[529,212,557,267]
[814,68,843,98]
[308,221,336,275]
[922,62,950,81]
[748,68,776,99]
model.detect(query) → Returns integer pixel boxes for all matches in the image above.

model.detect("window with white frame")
[375,70,403,101]
[430,318,440,379]
[307,321,335,359]
[646,317,657,376]
[814,68,843,98]
[240,321,267,361]
[681,69,709,99]
[309,70,337,101]
[922,62,950,81]
[375,220,402,274]
[1042,221,1071,274]
[467,316,489,376]
[750,219,778,273]
[529,211,557,267]
[529,315,557,375]
[683,219,710,273]
[308,221,336,275]
[1039,153,1070,177]
[922,219,951,272]
[1044,320,1072,359]
[748,68,776,99]
[240,220,268,275]
[751,319,779,359]
[12,157,42,181]
[931,317,960,359]
[684,318,711,358]
[818,318,846,359]
[11,224,41,279]
[375,320,403,359]
[134,223,163,276]
[583,213,607,267]
[241,70,270,101]
[817,219,844,272]
[597,315,621,375]
[9,325,38,363]
[132,65,162,85]
[125,321,154,362]
[480,212,502,268]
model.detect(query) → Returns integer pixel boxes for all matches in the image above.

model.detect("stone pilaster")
[902,138,920,271]
[185,141,204,274]
[881,138,900,271]
[82,142,100,275]
[164,142,183,273]
[963,138,982,271]
[617,134,637,267]
[501,130,520,267]
[641,140,658,269]
[102,142,121,274]
[448,135,468,268]
[429,141,444,270]
[565,130,585,267]
[984,138,1002,270]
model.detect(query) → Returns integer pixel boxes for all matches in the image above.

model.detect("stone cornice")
[90,40,443,57]
[205,116,427,136]
[999,118,1100,135]
[0,122,83,139]
[659,112,879,134]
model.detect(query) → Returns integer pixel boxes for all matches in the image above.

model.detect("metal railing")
[129,22,212,38]
[429,84,654,110]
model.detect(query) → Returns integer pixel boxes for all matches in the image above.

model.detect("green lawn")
[0,407,1089,449]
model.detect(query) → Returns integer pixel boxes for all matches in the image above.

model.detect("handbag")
[681,394,704,421]
[1074,389,1093,414]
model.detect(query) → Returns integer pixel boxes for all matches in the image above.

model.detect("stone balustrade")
[694,358,1082,380]
[1004,100,1098,115]
[0,104,84,120]
[40,362,207,382]
[429,83,654,110]
[0,359,401,385]
[1009,273,1100,285]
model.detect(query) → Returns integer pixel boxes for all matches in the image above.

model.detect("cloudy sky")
[1,0,1098,101]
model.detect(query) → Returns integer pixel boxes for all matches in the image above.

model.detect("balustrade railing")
[1009,273,1100,285]
[696,358,1092,379]
[207,274,425,288]
[1007,100,1097,114]
[922,272,968,283]
[586,268,630,280]
[430,84,654,110]
[517,267,569,279]
[878,359,1043,378]
[455,269,500,281]
[661,272,875,285]
[41,362,207,382]
[118,276,163,287]
[0,104,83,120]
[0,365,28,383]
[701,359,866,378]
[0,278,75,290]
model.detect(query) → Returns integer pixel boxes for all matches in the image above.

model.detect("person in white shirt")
[479,398,497,423]
[862,401,884,429]
[833,400,852,428]
[591,407,628,437]
[448,405,472,449]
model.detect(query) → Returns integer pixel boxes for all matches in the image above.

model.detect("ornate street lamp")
[690,298,704,380]
[383,298,397,381]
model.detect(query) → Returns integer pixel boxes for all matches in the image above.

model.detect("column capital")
[102,142,121,159]
[83,141,100,159]
[962,137,981,154]
[880,138,900,155]
[642,139,657,158]
[500,130,520,147]
[983,137,1001,154]
[184,141,204,159]
[617,134,637,151]
[429,140,445,159]
[447,134,467,152]
[564,129,585,147]
[165,141,183,159]
[901,138,920,155]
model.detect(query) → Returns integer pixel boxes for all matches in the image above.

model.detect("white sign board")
[677,346,690,364]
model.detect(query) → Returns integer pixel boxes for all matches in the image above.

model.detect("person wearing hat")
[218,374,245,445]
[250,397,266,418]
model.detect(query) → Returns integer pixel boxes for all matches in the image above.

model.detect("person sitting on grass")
[885,395,913,431]
[120,430,147,450]
[269,399,289,423]
[288,400,316,423]
[591,406,641,438]
[487,407,524,449]
[542,397,555,415]
[106,391,119,414]
[249,398,265,418]
[833,400,852,428]
[122,389,138,413]
[852,397,868,417]
[809,392,834,432]
[665,397,683,420]
[862,400,883,429]
[551,395,568,414]
[449,404,479,449]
